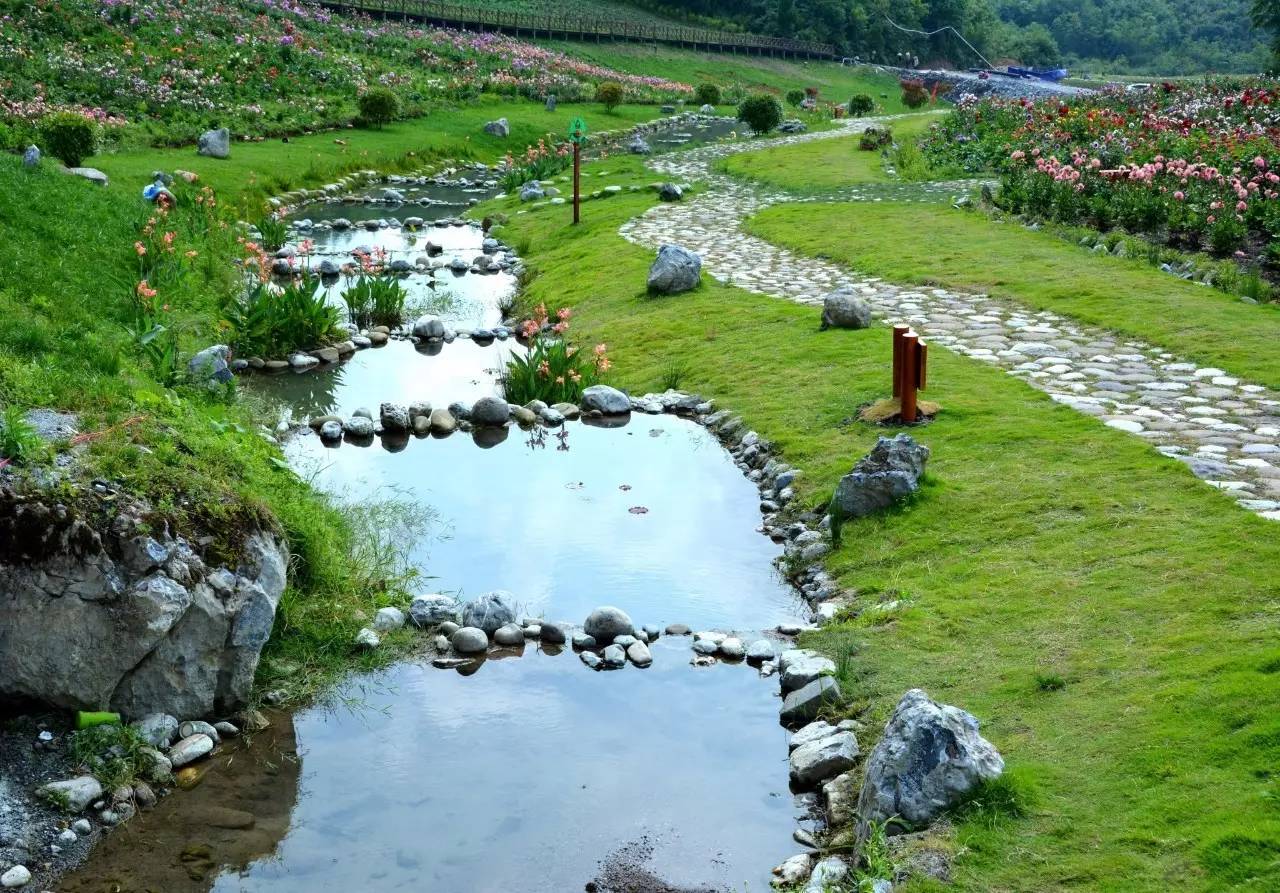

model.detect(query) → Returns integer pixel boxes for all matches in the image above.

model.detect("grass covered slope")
[719,112,943,191]
[747,201,1280,390]
[485,161,1280,891]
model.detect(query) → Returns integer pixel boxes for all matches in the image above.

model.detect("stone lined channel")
[621,118,1280,519]
[65,157,824,890]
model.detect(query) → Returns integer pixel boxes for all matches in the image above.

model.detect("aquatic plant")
[223,272,341,358]
[502,304,609,405]
[255,213,290,253]
[341,275,407,328]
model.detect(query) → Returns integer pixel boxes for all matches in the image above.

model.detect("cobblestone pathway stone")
[620,119,1280,519]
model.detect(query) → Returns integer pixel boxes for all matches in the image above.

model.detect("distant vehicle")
[1125,82,1153,92]
[1006,66,1069,82]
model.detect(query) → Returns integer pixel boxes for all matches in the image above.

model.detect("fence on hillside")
[320,0,838,59]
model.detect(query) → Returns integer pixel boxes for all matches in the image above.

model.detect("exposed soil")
[588,837,724,893]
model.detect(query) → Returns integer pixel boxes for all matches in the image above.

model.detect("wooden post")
[572,140,581,226]
[916,340,928,392]
[900,333,919,423]
[891,324,909,396]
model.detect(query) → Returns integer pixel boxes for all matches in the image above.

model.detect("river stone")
[197,127,231,159]
[584,606,635,643]
[602,644,627,668]
[343,416,375,437]
[379,403,410,432]
[433,634,451,651]
[781,676,842,726]
[805,856,849,892]
[188,345,233,385]
[665,623,691,636]
[510,405,537,427]
[429,408,457,435]
[856,689,1004,835]
[581,385,631,415]
[471,396,511,427]
[519,183,545,202]
[494,623,525,646]
[773,854,813,886]
[821,285,874,330]
[628,136,652,155]
[658,182,683,201]
[790,720,840,751]
[439,621,460,636]
[214,721,239,738]
[781,650,837,693]
[410,594,460,627]
[168,733,214,768]
[320,420,342,441]
[572,632,597,649]
[719,637,745,659]
[539,622,568,645]
[139,746,172,782]
[354,627,380,649]
[580,650,602,669]
[38,776,102,813]
[178,719,220,743]
[372,606,406,632]
[1,866,31,888]
[614,634,637,648]
[626,640,653,667]
[130,713,178,747]
[646,244,702,294]
[746,639,776,662]
[483,117,510,137]
[451,626,489,654]
[691,639,718,655]
[833,435,930,519]
[824,771,858,826]
[524,625,541,639]
[461,591,517,634]
[412,314,445,340]
[790,730,859,787]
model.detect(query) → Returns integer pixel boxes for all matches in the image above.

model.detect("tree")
[1253,0,1280,71]
[41,113,95,167]
[358,88,399,129]
[596,81,624,112]
[737,94,784,134]
[695,82,722,106]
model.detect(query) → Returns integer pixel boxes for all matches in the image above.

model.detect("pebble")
[0,866,30,888]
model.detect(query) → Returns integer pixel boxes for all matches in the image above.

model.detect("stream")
[63,123,810,892]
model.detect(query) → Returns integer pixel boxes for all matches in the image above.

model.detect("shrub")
[255,214,289,252]
[0,404,43,466]
[41,112,95,167]
[848,94,875,116]
[596,81,624,112]
[859,126,893,151]
[785,89,805,107]
[357,87,399,128]
[502,304,609,405]
[901,78,930,109]
[737,94,783,135]
[341,275,407,329]
[694,83,721,107]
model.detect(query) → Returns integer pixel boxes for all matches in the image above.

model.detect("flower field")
[0,0,691,152]
[923,80,1280,270]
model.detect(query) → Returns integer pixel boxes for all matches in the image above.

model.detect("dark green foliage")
[859,126,894,151]
[0,404,43,464]
[694,82,722,106]
[357,87,399,128]
[223,275,341,358]
[341,275,407,329]
[737,94,783,134]
[848,93,875,116]
[901,79,930,109]
[596,81,625,111]
[255,215,289,253]
[785,88,805,107]
[41,112,96,167]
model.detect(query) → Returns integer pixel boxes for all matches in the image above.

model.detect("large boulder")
[856,689,1004,836]
[197,127,231,159]
[628,136,652,155]
[0,486,288,720]
[412,315,445,340]
[461,591,517,634]
[580,385,631,415]
[832,434,930,520]
[820,286,874,330]
[519,182,545,202]
[583,606,635,644]
[471,396,511,427]
[647,244,702,295]
[483,118,510,138]
[188,345,233,385]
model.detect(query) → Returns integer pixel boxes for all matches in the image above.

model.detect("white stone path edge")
[619,117,1280,520]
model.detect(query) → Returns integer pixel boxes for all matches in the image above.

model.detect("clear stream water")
[65,122,807,892]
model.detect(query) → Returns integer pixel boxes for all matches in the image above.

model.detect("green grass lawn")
[745,201,1280,390]
[542,42,907,112]
[90,97,668,209]
[487,162,1280,892]
[719,111,943,190]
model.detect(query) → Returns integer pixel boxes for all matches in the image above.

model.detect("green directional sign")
[568,116,589,144]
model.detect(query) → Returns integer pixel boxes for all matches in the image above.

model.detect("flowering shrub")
[0,0,692,151]
[923,80,1280,264]
[499,138,572,192]
[502,304,610,405]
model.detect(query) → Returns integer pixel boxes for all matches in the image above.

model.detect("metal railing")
[321,0,838,59]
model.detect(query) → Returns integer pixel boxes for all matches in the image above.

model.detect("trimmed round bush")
[901,79,930,109]
[737,94,783,135]
[41,112,95,167]
[596,81,624,112]
[358,87,400,128]
[848,94,875,117]
[694,83,722,106]
[785,89,805,108]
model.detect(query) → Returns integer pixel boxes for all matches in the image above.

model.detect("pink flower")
[1173,191,1185,201]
